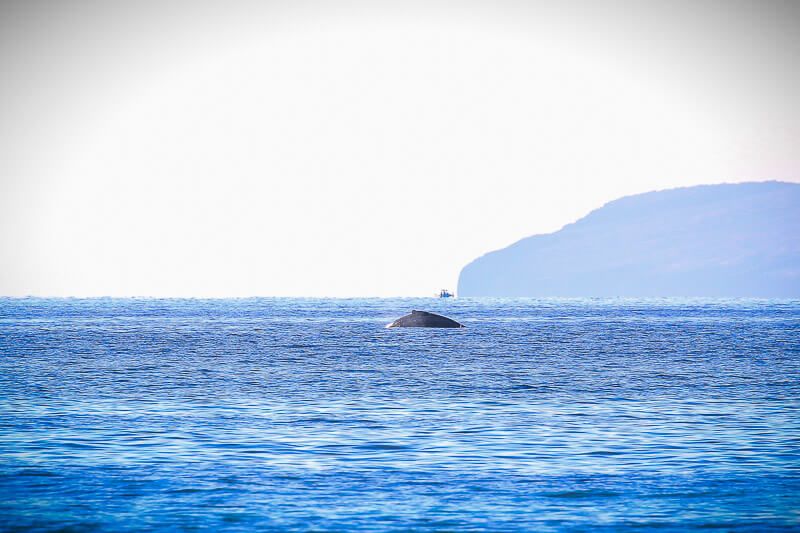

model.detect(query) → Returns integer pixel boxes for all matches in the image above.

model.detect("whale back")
[388,310,464,328]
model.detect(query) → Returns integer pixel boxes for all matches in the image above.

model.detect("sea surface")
[1,298,799,532]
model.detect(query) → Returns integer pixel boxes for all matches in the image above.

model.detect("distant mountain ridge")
[457,182,800,297]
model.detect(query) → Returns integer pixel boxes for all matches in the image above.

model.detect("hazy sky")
[1,0,798,297]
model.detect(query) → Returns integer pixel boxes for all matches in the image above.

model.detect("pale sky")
[1,0,798,297]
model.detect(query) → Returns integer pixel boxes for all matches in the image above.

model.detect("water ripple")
[1,297,799,531]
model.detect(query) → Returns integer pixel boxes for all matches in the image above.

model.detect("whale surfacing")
[387,310,464,328]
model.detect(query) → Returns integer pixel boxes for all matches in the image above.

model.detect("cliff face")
[458,182,800,297]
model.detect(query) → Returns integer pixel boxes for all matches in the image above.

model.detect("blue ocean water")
[1,297,798,532]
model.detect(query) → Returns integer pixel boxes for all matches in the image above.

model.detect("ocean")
[1,297,798,531]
